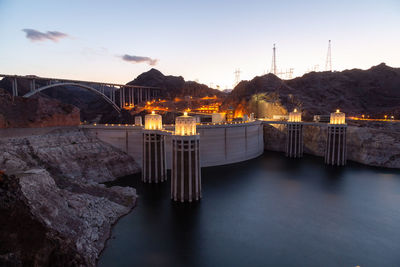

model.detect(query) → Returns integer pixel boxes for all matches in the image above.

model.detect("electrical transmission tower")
[325,40,332,71]
[234,68,242,87]
[267,43,294,79]
[270,44,277,75]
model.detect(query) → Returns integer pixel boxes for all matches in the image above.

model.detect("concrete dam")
[83,121,265,169]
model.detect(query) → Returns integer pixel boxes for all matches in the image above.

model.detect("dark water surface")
[99,152,400,267]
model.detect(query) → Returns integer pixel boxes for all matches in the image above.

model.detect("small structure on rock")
[135,116,142,126]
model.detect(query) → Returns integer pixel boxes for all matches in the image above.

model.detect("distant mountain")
[222,89,233,93]
[127,68,224,98]
[223,63,400,119]
[2,63,399,124]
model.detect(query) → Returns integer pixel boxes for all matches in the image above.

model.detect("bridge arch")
[23,82,121,113]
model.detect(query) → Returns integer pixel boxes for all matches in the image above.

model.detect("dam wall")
[83,121,264,168]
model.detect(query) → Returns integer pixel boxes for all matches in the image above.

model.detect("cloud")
[121,54,158,66]
[22,29,68,42]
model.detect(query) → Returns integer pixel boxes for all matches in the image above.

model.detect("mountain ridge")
[224,63,400,119]
[127,68,225,98]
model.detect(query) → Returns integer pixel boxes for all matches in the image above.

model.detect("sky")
[0,0,399,89]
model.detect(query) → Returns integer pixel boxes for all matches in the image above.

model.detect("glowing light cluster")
[201,95,218,100]
[123,103,134,110]
[175,112,197,135]
[144,111,163,130]
[288,108,302,122]
[330,109,346,124]
[195,102,221,114]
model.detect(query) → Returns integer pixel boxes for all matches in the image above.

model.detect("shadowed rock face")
[263,123,400,168]
[0,128,140,266]
[225,63,400,120]
[0,88,80,128]
[0,172,85,267]
[127,68,225,98]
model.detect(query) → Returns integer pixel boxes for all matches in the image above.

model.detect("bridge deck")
[0,74,162,90]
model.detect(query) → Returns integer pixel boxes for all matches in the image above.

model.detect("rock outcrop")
[0,88,80,128]
[0,171,86,266]
[263,123,400,168]
[0,128,140,266]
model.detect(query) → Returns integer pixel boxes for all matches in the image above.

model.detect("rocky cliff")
[0,128,140,266]
[0,88,80,128]
[263,123,400,168]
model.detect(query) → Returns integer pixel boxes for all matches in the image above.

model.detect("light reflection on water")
[100,152,400,267]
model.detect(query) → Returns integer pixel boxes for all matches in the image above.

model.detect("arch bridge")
[0,74,162,113]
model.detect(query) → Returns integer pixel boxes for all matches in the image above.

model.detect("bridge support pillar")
[286,122,303,158]
[325,125,347,166]
[122,87,126,108]
[30,79,35,92]
[130,88,134,106]
[12,78,18,97]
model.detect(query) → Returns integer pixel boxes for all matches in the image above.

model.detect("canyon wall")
[0,88,80,128]
[0,128,140,266]
[264,124,400,169]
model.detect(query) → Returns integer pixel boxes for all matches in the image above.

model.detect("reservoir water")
[99,152,400,267]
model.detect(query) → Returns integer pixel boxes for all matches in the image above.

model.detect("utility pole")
[325,40,332,72]
[270,44,277,75]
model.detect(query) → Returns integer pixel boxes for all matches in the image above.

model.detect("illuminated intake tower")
[171,112,201,202]
[286,109,303,158]
[325,110,347,166]
[142,111,167,183]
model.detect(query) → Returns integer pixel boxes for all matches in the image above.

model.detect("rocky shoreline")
[264,122,400,168]
[0,128,140,266]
